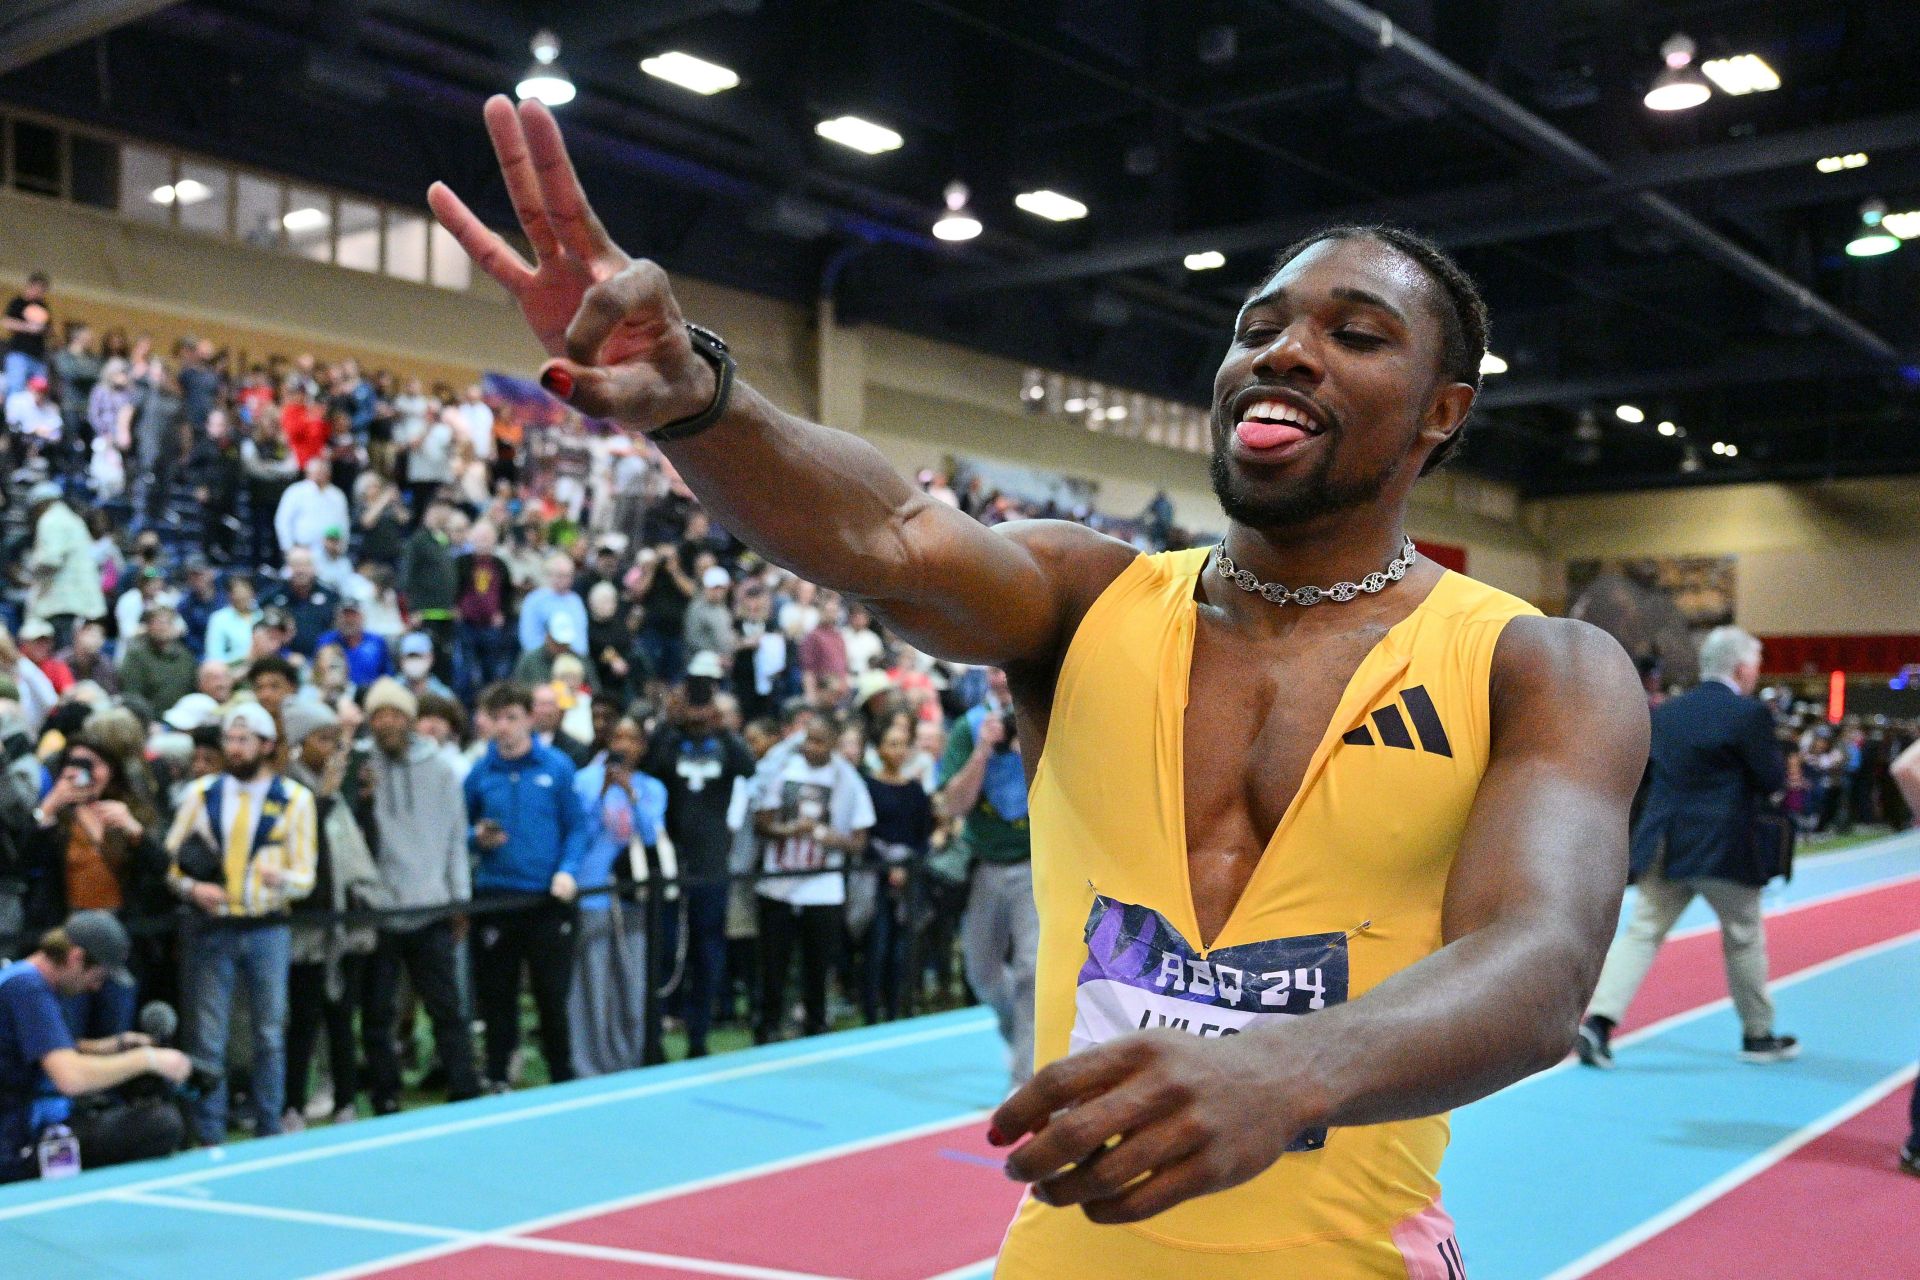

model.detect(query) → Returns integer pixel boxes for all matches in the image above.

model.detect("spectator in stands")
[165,703,318,1143]
[394,631,454,703]
[22,740,162,954]
[586,580,643,704]
[264,548,338,660]
[635,542,697,683]
[644,667,755,1058]
[6,373,62,445]
[356,677,479,1110]
[683,567,735,675]
[245,656,300,727]
[754,714,873,1043]
[17,622,73,697]
[275,458,351,558]
[183,410,244,563]
[196,659,235,708]
[25,481,104,646]
[176,558,223,657]
[316,600,390,689]
[570,714,666,1077]
[242,412,300,567]
[530,678,593,767]
[126,361,182,533]
[730,585,786,723]
[3,271,52,394]
[204,576,262,668]
[177,338,222,430]
[519,553,589,658]
[281,701,381,1132]
[842,602,885,677]
[57,622,117,696]
[453,519,515,699]
[119,605,197,718]
[0,912,192,1183]
[939,667,1037,1084]
[514,613,594,693]
[357,474,409,568]
[397,402,455,520]
[465,682,588,1089]
[280,379,328,469]
[798,606,850,712]
[859,717,935,1024]
[399,502,459,680]
[51,322,98,432]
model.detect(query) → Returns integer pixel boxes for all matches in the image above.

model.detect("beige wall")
[1526,476,1920,635]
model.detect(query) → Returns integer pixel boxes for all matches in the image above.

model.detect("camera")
[72,766,94,790]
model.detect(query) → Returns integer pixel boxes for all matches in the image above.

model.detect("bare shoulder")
[1490,616,1649,763]
[994,517,1141,575]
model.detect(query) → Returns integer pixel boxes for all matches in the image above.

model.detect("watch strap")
[647,323,736,444]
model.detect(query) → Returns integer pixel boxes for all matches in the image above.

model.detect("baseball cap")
[686,650,725,680]
[324,526,345,541]
[547,612,579,647]
[164,692,222,731]
[26,374,48,391]
[398,631,434,658]
[702,566,731,590]
[17,618,53,642]
[65,910,133,985]
[27,480,61,504]
[223,702,278,742]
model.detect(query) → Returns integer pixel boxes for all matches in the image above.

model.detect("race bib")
[1072,896,1351,1152]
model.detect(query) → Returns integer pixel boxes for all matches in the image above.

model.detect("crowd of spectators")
[0,272,1081,1178]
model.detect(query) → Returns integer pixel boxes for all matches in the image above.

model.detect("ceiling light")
[932,181,982,242]
[640,51,739,95]
[1105,405,1128,421]
[1645,34,1712,112]
[1615,404,1645,424]
[1479,351,1508,376]
[1657,420,1678,437]
[149,184,177,205]
[1680,449,1703,473]
[152,179,212,206]
[1847,200,1902,257]
[1882,209,1920,240]
[1184,250,1226,271]
[1711,441,1727,455]
[1816,153,1869,174]
[516,29,575,107]
[815,116,902,155]
[1063,398,1086,413]
[1724,444,1739,458]
[1700,54,1780,96]
[1023,385,1045,401]
[282,206,329,233]
[1014,189,1088,222]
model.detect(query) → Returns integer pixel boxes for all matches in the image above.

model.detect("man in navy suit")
[1578,626,1796,1067]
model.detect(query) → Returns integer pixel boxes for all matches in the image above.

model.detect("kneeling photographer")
[1,911,191,1181]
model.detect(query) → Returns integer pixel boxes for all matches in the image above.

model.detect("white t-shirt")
[754,754,874,907]
[843,625,885,676]
[457,401,494,461]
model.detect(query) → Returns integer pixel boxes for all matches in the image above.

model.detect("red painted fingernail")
[987,1126,1011,1147]
[541,367,573,399]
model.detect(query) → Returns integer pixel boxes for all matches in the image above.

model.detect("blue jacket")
[1629,681,1787,885]
[574,758,668,915]
[464,741,590,893]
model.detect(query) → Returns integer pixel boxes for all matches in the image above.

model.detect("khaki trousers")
[1589,862,1774,1038]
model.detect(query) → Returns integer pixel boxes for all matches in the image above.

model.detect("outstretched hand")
[428,96,715,429]
[988,1029,1319,1225]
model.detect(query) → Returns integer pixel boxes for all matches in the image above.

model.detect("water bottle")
[36,1123,80,1179]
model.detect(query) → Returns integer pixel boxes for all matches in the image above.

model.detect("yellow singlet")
[996,548,1539,1279]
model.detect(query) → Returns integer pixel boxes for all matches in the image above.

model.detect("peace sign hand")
[428,96,715,430]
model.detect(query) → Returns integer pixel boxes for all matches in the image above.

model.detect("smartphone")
[72,766,95,789]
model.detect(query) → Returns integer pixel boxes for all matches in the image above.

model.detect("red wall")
[1757,634,1920,676]
[1416,541,1468,574]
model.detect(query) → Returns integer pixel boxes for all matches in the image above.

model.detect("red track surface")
[1586,1081,1919,1280]
[1612,875,1920,1035]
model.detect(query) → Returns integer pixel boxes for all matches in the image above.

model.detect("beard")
[227,754,266,781]
[1208,418,1398,531]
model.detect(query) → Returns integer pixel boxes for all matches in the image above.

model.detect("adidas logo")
[1340,685,1452,758]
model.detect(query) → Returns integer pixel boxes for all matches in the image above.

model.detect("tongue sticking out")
[1236,419,1310,450]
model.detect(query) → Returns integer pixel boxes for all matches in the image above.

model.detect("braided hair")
[1264,225,1489,473]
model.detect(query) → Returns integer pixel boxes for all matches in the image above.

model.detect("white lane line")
[120,1190,854,1280]
[298,1108,992,1280]
[0,1014,995,1224]
[1511,924,1920,1092]
[920,1261,998,1280]
[1538,1062,1920,1280]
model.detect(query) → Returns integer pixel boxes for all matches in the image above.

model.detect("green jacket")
[120,636,198,715]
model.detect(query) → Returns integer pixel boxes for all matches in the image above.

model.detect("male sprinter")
[432,97,1647,1279]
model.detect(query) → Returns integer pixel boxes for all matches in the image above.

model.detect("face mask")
[402,656,432,678]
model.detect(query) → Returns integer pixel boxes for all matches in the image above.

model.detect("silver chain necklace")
[1212,536,1417,607]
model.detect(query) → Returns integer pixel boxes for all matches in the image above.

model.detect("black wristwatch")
[647,323,736,444]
